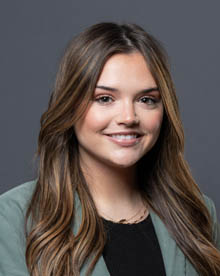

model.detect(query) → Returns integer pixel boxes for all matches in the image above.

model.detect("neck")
[79,156,144,220]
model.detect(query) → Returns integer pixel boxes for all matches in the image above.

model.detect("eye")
[94,95,113,104]
[139,96,157,105]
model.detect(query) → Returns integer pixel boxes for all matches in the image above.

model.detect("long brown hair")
[25,22,220,275]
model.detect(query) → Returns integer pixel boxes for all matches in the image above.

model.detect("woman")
[0,22,220,276]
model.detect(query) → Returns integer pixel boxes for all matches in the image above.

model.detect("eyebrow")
[95,85,159,94]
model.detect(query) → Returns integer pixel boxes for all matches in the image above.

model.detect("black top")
[101,214,166,276]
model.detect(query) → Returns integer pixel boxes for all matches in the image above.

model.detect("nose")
[115,101,140,126]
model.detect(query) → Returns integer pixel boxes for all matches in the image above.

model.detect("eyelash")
[94,95,158,106]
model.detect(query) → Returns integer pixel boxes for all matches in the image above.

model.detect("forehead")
[96,52,156,89]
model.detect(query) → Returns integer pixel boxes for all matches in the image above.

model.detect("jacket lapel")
[149,209,187,276]
[73,192,191,276]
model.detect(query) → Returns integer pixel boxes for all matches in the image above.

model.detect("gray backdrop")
[0,1,219,219]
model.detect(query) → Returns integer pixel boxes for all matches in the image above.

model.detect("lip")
[105,131,143,136]
[105,134,143,147]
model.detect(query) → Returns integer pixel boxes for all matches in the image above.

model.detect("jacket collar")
[73,192,190,276]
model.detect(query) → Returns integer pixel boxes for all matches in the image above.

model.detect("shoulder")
[202,193,217,223]
[0,179,37,202]
[0,180,37,275]
[202,194,215,213]
[202,193,220,249]
[0,180,37,219]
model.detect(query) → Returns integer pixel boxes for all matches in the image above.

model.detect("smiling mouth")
[105,134,143,146]
[106,134,141,140]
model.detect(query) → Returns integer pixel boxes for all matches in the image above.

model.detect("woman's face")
[74,52,164,169]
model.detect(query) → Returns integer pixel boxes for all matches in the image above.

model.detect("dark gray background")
[1,1,219,219]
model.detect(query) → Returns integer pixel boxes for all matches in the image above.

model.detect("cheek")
[76,108,110,134]
[142,109,164,134]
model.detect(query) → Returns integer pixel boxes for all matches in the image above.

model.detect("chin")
[106,158,139,169]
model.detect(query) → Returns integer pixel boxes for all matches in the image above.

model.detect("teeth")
[109,135,138,140]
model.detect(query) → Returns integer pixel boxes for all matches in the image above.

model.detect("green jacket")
[0,180,219,275]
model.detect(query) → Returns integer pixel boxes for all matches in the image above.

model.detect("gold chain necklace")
[100,201,148,225]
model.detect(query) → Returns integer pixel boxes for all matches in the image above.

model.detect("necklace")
[100,200,148,225]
